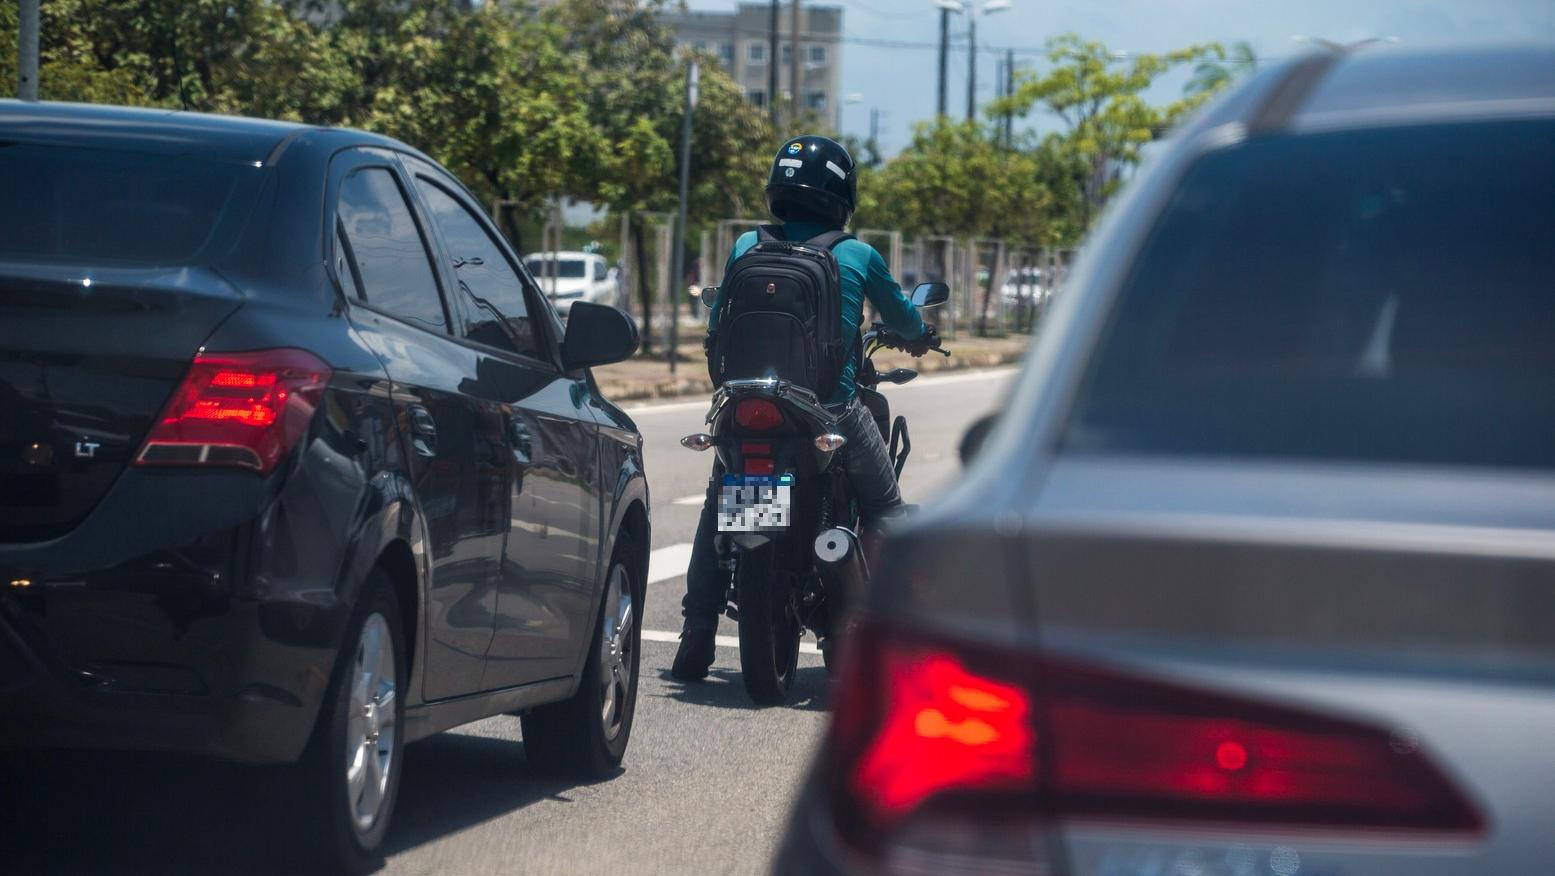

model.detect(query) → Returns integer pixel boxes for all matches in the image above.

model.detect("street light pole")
[966,15,976,122]
[768,0,779,124]
[789,0,801,123]
[936,8,949,117]
[18,0,40,101]
[963,1,1011,123]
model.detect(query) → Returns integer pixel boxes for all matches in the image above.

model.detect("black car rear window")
[0,142,263,267]
[1066,119,1555,470]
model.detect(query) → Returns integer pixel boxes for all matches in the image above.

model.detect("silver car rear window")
[1066,118,1555,470]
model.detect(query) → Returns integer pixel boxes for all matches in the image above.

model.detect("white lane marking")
[646,542,695,585]
[622,367,1019,415]
[643,629,821,656]
[671,494,705,506]
[622,398,711,416]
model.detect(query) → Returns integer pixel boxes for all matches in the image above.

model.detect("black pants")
[681,397,902,625]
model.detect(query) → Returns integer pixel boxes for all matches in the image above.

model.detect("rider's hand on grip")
[907,324,941,358]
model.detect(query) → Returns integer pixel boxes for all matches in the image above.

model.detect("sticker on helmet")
[786,142,803,155]
[784,167,796,177]
[825,160,847,180]
[778,158,803,168]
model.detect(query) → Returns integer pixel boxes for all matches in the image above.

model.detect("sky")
[685,0,1555,156]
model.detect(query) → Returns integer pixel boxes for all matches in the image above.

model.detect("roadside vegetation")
[2,0,1256,338]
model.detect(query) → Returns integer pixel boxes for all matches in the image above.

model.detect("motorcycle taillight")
[735,398,783,431]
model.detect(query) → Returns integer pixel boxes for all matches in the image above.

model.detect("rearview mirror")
[959,412,997,466]
[561,302,639,371]
[690,285,717,312]
[911,282,950,308]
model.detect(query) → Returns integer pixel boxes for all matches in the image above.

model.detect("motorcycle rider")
[672,135,939,681]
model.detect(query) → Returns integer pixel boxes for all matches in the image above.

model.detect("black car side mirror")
[561,302,639,370]
[959,412,997,465]
[911,282,950,308]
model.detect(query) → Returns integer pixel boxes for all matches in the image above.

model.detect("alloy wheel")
[598,564,635,742]
[345,612,397,832]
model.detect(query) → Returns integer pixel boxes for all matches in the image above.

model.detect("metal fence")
[511,204,1076,344]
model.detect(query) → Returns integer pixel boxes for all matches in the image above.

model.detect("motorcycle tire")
[735,550,802,705]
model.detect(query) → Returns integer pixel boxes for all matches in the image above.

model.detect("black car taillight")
[734,397,783,431]
[828,619,1483,861]
[135,348,331,475]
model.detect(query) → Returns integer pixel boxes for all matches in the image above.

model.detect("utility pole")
[936,8,950,117]
[1004,48,1015,146]
[767,0,779,124]
[869,107,879,164]
[789,0,801,124]
[668,61,699,374]
[966,15,976,122]
[18,0,40,101]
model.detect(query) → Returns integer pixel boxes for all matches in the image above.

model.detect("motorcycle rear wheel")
[735,552,802,705]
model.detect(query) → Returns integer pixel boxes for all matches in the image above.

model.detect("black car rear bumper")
[0,471,350,766]
[0,574,343,765]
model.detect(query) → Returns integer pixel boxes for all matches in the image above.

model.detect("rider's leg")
[673,462,725,681]
[834,397,903,522]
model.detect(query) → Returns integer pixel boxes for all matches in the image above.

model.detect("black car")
[0,101,650,870]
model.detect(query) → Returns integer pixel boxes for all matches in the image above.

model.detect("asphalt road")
[0,367,1015,876]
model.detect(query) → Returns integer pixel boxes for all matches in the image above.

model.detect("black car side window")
[413,178,541,361]
[337,167,448,333]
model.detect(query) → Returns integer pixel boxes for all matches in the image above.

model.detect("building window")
[718,42,734,65]
[747,42,766,64]
[781,44,792,66]
[807,44,827,66]
[806,91,827,112]
[691,39,708,52]
[746,88,767,109]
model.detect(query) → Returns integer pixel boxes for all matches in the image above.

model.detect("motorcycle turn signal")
[681,433,716,452]
[813,434,847,452]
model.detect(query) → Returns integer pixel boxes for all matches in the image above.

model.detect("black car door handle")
[408,405,438,457]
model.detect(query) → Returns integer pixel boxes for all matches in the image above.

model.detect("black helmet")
[765,135,857,227]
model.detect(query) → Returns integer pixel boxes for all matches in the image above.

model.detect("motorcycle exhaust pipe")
[814,527,869,621]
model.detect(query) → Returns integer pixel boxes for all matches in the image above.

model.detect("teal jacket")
[708,221,926,405]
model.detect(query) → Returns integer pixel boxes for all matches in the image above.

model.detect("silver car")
[777,44,1555,876]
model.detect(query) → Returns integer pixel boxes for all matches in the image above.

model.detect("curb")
[595,347,1026,403]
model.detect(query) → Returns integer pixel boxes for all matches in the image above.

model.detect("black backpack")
[707,225,853,394]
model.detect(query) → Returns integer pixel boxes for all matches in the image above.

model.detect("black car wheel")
[297,568,405,874]
[522,531,642,778]
[736,550,802,705]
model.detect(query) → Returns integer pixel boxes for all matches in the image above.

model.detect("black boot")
[671,621,717,681]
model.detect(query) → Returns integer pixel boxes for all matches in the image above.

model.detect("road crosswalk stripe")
[646,542,695,585]
[642,629,822,655]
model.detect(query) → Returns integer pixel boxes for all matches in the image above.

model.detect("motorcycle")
[681,282,951,704]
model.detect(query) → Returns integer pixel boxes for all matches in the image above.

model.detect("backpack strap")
[756,224,787,243]
[806,229,855,251]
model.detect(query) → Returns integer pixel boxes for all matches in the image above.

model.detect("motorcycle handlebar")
[871,325,951,358]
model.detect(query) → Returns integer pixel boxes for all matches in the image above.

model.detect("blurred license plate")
[718,475,792,532]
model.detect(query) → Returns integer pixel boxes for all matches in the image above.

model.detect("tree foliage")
[1186,40,1259,99]
[992,33,1220,223]
[857,121,1052,245]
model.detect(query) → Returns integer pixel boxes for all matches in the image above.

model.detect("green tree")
[858,121,1055,335]
[993,33,1220,225]
[330,1,603,247]
[543,0,771,352]
[1186,40,1259,99]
